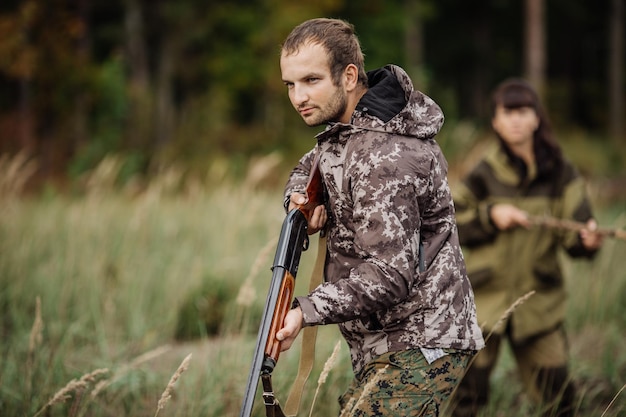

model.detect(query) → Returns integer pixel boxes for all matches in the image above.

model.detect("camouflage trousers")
[338,348,473,417]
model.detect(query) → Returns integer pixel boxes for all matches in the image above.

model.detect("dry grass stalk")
[154,353,192,417]
[600,383,626,417]
[0,151,38,198]
[467,291,535,371]
[126,345,174,368]
[488,290,535,339]
[236,236,278,308]
[33,368,109,417]
[85,154,123,197]
[91,344,172,397]
[445,290,537,413]
[243,152,283,189]
[309,341,342,417]
[143,164,185,201]
[28,296,44,353]
[26,296,44,395]
[339,365,389,417]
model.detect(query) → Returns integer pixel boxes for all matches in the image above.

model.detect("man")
[275,18,484,416]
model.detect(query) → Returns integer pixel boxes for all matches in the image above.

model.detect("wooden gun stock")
[296,155,324,222]
[239,154,324,417]
[263,270,295,367]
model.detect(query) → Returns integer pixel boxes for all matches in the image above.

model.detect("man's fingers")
[288,193,309,212]
[275,307,303,352]
[292,194,306,205]
[276,329,288,341]
[276,329,294,351]
[312,205,326,227]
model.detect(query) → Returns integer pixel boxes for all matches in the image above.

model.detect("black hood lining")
[356,67,407,123]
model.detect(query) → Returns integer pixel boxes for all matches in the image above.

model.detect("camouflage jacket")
[453,143,598,341]
[285,65,484,374]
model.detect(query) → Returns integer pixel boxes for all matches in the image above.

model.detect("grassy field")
[0,163,625,416]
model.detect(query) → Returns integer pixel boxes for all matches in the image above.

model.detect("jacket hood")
[351,65,444,140]
[316,65,444,143]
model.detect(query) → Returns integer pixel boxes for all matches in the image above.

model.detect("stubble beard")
[303,86,348,127]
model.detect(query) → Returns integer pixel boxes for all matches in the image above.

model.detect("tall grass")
[0,155,624,416]
[477,203,626,417]
[0,158,354,416]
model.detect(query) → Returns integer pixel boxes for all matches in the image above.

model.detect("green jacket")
[453,143,597,341]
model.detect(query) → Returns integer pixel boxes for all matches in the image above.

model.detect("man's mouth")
[299,107,315,116]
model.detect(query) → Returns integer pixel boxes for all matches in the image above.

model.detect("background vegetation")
[0,157,625,417]
[0,0,625,187]
[1,1,625,416]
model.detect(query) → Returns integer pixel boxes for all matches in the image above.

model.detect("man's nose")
[292,85,308,106]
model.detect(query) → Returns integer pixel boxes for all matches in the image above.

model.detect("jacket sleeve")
[453,165,498,247]
[283,148,316,211]
[558,169,598,259]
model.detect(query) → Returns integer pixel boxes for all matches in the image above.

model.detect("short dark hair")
[281,18,368,87]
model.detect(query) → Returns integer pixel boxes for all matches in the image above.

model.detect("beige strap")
[283,235,327,416]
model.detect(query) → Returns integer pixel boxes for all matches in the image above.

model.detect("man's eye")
[307,78,319,83]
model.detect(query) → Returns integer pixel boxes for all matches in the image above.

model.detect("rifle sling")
[261,373,286,417]
[283,234,327,416]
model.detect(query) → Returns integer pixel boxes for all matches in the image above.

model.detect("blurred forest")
[0,0,624,191]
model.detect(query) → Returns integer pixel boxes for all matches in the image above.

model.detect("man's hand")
[289,192,327,235]
[276,307,303,352]
[490,203,530,230]
[580,219,604,250]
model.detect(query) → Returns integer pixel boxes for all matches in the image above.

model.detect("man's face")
[280,42,348,126]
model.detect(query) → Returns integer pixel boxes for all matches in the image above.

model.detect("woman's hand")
[580,219,604,250]
[489,203,530,230]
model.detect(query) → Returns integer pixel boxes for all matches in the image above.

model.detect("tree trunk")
[124,0,152,150]
[609,0,624,146]
[73,0,91,156]
[404,0,426,90]
[155,36,177,148]
[16,3,36,155]
[524,0,546,99]
[17,78,35,154]
[471,8,491,121]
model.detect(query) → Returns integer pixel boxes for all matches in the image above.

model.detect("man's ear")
[343,64,359,91]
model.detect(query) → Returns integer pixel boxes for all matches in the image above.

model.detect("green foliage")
[559,129,626,177]
[566,208,626,331]
[68,57,129,180]
[1,0,624,183]
[174,275,237,340]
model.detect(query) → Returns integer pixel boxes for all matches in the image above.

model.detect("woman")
[450,79,603,417]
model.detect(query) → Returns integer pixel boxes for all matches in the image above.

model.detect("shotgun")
[239,153,324,417]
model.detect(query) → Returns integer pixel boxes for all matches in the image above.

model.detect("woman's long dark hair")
[491,78,563,180]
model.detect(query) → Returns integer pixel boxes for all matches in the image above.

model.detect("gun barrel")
[239,209,308,417]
